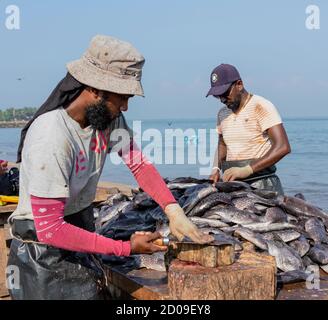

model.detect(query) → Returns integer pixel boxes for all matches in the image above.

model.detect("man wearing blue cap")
[207,64,291,194]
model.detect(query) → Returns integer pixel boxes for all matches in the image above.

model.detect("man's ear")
[236,80,244,91]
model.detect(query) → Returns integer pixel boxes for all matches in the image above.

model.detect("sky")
[0,0,327,120]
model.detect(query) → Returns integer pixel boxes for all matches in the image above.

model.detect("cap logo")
[211,73,218,83]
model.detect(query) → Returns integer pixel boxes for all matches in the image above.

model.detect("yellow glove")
[223,165,253,182]
[164,203,214,243]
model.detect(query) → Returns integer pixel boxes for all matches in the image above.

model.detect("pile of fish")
[95,177,328,284]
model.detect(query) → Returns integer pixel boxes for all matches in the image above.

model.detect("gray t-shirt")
[10,108,132,222]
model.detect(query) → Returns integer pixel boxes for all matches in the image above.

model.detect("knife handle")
[152,237,170,246]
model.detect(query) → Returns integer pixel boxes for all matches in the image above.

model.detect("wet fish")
[264,207,288,223]
[135,252,166,272]
[307,244,328,265]
[294,193,306,201]
[234,227,268,251]
[266,235,304,272]
[215,181,251,193]
[133,192,156,208]
[189,217,229,228]
[262,230,301,243]
[242,222,300,233]
[302,255,316,268]
[277,270,310,284]
[167,177,211,190]
[289,235,311,257]
[95,201,131,229]
[208,205,262,225]
[101,192,130,206]
[279,196,328,227]
[188,192,232,217]
[304,217,328,244]
[182,184,217,214]
[252,189,279,200]
[232,197,256,211]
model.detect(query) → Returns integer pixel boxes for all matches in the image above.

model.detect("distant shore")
[0,121,27,128]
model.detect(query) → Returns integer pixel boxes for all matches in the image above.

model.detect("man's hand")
[223,165,253,182]
[0,160,8,176]
[130,231,168,254]
[165,204,214,244]
[209,168,220,183]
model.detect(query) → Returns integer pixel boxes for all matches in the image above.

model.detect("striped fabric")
[216,95,282,161]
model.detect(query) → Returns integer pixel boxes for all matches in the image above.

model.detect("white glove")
[164,203,214,244]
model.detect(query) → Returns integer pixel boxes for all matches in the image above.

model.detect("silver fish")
[208,206,262,225]
[266,235,304,272]
[279,196,328,227]
[215,181,251,193]
[262,230,301,243]
[188,192,232,217]
[189,217,229,228]
[289,235,311,257]
[304,217,328,244]
[264,207,288,223]
[182,184,217,214]
[277,270,310,284]
[242,222,300,233]
[307,244,328,265]
[234,227,268,251]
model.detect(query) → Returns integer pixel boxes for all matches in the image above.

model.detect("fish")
[188,192,232,217]
[279,195,328,227]
[133,192,156,208]
[302,255,316,268]
[101,192,130,206]
[155,221,171,237]
[207,205,262,225]
[234,227,268,251]
[277,270,311,284]
[262,230,301,243]
[263,207,288,223]
[242,222,300,233]
[134,252,166,272]
[252,189,279,200]
[167,177,212,190]
[215,181,252,193]
[189,217,229,228]
[232,197,257,211]
[304,217,328,244]
[266,235,304,272]
[95,201,131,229]
[289,235,311,257]
[307,244,328,265]
[294,193,306,201]
[182,184,217,214]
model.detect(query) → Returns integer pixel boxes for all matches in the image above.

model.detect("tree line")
[0,107,37,122]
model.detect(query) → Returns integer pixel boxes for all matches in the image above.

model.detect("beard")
[225,92,242,112]
[85,98,117,130]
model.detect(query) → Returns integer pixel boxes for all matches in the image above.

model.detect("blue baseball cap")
[206,64,241,97]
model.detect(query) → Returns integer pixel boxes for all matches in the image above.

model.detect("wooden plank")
[168,250,276,300]
[0,227,9,298]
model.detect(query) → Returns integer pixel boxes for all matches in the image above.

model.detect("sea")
[0,118,327,210]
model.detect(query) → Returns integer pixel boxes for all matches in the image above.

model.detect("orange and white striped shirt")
[216,95,282,161]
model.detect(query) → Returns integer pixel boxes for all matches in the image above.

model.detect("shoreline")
[0,121,27,128]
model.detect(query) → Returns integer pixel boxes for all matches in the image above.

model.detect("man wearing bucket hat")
[207,64,291,194]
[8,35,212,299]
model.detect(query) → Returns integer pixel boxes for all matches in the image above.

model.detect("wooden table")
[104,264,328,300]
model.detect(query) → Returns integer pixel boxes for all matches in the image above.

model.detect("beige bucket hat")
[67,35,145,96]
